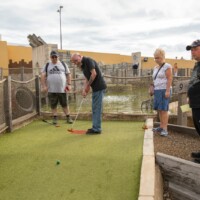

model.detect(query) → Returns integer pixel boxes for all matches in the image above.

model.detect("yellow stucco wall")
[141,57,195,69]
[67,49,195,69]
[0,41,32,76]
[7,45,32,62]
[0,41,8,68]
[68,50,132,65]
[0,39,195,73]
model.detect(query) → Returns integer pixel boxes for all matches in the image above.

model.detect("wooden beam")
[156,153,200,199]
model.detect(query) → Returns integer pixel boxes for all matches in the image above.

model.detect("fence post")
[125,69,127,85]
[35,75,41,115]
[0,67,2,80]
[104,65,107,75]
[121,69,124,84]
[5,76,13,132]
[112,65,115,84]
[177,93,187,125]
[116,69,119,86]
[174,80,189,126]
[20,66,24,81]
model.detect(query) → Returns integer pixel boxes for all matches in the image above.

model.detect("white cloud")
[1,0,200,60]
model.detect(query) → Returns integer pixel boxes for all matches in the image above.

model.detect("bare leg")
[51,108,58,124]
[62,106,70,115]
[62,106,73,124]
[160,110,169,130]
[158,110,163,128]
[52,108,57,116]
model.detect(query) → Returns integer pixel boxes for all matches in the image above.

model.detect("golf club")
[42,119,60,127]
[68,98,85,133]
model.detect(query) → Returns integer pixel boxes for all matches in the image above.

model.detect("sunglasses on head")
[51,56,57,59]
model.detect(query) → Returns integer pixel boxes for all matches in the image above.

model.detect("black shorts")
[48,93,68,109]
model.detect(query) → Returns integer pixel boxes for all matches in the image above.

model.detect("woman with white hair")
[152,48,172,136]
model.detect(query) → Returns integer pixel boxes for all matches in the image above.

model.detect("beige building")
[0,38,195,77]
[0,40,32,77]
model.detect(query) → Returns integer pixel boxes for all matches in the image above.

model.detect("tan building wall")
[0,38,196,76]
[68,49,195,69]
[68,50,132,65]
[0,41,9,76]
[7,45,32,63]
[141,57,195,69]
[0,41,32,77]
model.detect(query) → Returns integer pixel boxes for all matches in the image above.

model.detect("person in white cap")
[186,40,200,163]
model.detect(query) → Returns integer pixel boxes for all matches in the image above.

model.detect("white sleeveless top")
[153,63,172,90]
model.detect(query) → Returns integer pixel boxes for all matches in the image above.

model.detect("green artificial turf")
[0,120,144,200]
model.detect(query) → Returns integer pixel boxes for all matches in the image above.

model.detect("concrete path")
[138,118,163,200]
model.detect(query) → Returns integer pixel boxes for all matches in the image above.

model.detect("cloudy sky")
[1,0,200,60]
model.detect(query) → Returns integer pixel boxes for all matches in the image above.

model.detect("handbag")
[148,63,165,96]
[148,83,154,96]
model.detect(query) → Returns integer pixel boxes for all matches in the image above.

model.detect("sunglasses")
[51,56,58,59]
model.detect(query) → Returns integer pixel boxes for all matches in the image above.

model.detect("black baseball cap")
[186,40,200,51]
[50,50,59,57]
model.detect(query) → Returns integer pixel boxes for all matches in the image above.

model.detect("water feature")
[41,84,157,114]
[67,85,151,114]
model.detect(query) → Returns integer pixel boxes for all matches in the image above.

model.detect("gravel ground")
[154,130,200,200]
[154,130,200,161]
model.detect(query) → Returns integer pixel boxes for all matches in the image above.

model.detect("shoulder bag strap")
[154,63,165,80]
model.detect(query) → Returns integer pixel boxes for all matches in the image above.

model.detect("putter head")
[67,128,86,134]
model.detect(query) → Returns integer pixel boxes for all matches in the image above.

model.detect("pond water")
[41,84,177,115]
[67,86,152,114]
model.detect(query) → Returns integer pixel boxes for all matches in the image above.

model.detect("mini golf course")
[0,120,144,200]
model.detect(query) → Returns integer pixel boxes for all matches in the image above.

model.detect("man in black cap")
[186,40,200,163]
[41,50,73,125]
[132,63,139,76]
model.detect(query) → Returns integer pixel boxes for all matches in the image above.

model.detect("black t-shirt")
[81,57,107,92]
[132,64,138,69]
[188,62,200,108]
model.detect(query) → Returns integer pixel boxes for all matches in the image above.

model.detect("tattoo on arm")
[88,76,94,86]
[87,68,97,86]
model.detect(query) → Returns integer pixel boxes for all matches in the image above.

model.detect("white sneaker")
[152,127,163,132]
[160,129,168,136]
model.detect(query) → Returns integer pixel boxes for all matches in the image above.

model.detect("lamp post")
[57,6,63,50]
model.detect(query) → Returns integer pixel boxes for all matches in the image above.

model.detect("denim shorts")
[153,89,171,111]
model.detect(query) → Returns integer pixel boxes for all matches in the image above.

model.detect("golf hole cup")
[56,160,61,165]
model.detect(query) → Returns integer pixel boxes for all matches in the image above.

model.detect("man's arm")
[165,67,172,98]
[66,73,72,85]
[87,69,97,86]
[41,72,48,93]
[65,73,72,91]
[82,69,97,97]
